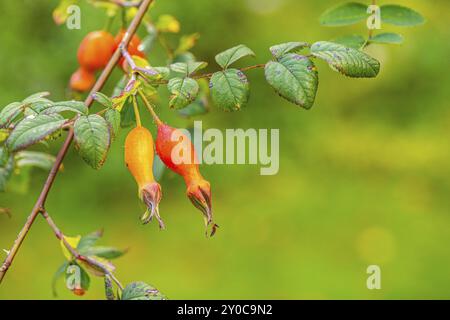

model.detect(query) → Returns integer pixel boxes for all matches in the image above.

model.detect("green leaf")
[22,92,51,104]
[265,54,318,109]
[93,92,113,109]
[210,69,250,112]
[15,151,56,171]
[6,114,66,152]
[178,97,209,118]
[52,261,69,297]
[0,149,14,192]
[381,5,425,27]
[170,62,208,76]
[0,102,24,128]
[42,101,88,115]
[310,41,380,78]
[215,45,255,69]
[270,42,309,59]
[104,275,116,300]
[370,32,404,45]
[77,230,103,252]
[82,246,127,260]
[168,77,199,109]
[121,282,166,300]
[320,2,369,26]
[104,109,121,140]
[24,100,54,116]
[120,100,136,128]
[153,67,171,80]
[74,115,111,170]
[332,34,366,49]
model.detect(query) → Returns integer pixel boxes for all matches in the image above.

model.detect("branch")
[41,211,124,290]
[97,0,143,8]
[193,64,267,80]
[0,0,155,285]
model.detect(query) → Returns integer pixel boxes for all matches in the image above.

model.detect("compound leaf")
[370,32,404,44]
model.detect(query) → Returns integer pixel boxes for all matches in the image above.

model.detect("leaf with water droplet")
[6,114,66,152]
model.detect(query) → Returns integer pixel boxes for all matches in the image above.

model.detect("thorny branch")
[41,211,124,290]
[0,0,155,285]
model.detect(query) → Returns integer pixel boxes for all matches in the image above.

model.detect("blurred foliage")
[0,0,450,299]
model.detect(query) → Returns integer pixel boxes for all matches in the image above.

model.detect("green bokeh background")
[1,0,449,299]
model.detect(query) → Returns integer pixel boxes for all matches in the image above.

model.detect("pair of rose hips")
[70,30,145,92]
[125,120,217,236]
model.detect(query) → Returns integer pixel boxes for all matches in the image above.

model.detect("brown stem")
[41,211,124,290]
[0,0,154,285]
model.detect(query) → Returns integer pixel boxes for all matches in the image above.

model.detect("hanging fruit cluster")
[123,91,217,236]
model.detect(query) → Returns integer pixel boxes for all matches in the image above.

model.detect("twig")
[41,211,124,290]
[0,0,155,285]
[120,46,159,77]
[193,63,267,80]
[98,0,143,8]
